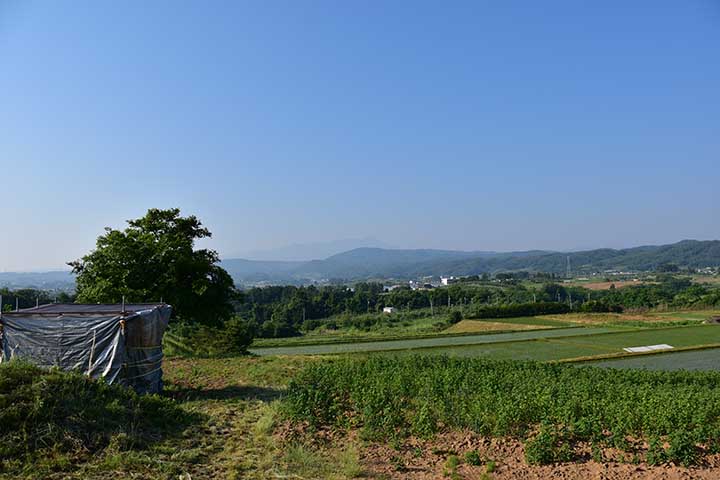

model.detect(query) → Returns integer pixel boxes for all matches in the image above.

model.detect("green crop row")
[283,355,720,466]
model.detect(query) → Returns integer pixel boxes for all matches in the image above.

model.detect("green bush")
[165,316,254,357]
[0,361,196,473]
[580,300,624,313]
[468,302,570,319]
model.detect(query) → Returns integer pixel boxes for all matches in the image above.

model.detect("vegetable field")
[284,355,720,466]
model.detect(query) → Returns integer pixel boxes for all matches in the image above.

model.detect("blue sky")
[1,1,719,270]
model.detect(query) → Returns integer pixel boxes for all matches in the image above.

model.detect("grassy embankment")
[0,357,365,480]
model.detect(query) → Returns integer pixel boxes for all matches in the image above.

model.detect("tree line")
[0,288,74,312]
[236,275,720,337]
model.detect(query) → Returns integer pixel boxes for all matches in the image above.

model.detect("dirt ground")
[444,320,552,334]
[360,431,720,480]
[579,280,646,290]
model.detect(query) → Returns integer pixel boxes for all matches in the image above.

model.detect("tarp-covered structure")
[0,303,172,394]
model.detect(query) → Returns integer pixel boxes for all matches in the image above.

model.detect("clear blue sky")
[1,1,719,270]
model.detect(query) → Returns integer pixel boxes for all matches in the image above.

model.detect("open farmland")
[250,309,720,350]
[589,347,720,371]
[543,309,720,326]
[249,326,617,356]
[445,316,573,333]
[398,325,720,362]
[573,280,648,290]
[251,323,720,364]
[283,355,720,475]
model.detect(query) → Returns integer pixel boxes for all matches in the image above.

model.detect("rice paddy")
[252,323,720,367]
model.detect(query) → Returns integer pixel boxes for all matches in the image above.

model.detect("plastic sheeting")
[0,304,171,394]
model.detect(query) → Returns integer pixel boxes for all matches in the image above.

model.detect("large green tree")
[69,208,236,326]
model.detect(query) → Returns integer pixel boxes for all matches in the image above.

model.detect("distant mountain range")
[0,271,75,291]
[2,240,719,289]
[223,240,720,284]
[233,237,393,261]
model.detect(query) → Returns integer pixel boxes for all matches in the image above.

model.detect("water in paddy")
[588,347,720,371]
[250,327,617,356]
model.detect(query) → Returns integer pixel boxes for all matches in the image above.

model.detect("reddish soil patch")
[360,431,720,480]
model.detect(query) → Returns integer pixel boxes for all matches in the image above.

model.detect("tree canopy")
[69,208,236,325]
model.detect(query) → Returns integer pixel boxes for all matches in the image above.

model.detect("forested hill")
[3,241,719,289]
[225,240,720,283]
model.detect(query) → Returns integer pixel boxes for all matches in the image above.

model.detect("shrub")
[165,317,254,357]
[468,302,570,319]
[0,361,196,473]
[580,300,624,313]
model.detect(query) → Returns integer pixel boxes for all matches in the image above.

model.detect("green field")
[589,347,720,371]
[252,324,720,364]
[393,325,720,361]
[249,326,618,356]
[251,313,576,348]
[251,308,720,350]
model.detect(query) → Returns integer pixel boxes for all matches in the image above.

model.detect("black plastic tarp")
[0,304,171,394]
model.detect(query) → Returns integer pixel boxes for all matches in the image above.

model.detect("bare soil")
[445,320,552,334]
[359,431,720,480]
[580,281,646,290]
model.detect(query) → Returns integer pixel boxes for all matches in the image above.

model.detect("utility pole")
[429,296,434,316]
[566,256,572,279]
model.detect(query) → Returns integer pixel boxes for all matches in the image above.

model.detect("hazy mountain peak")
[236,237,394,262]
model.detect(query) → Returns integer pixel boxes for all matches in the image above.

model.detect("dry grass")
[445,320,552,334]
[577,280,648,290]
[544,310,720,326]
